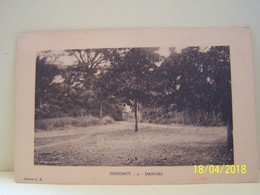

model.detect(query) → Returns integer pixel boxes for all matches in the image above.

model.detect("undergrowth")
[35,115,114,131]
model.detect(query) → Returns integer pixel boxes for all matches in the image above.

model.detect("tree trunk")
[227,117,233,151]
[134,100,138,132]
[99,101,103,119]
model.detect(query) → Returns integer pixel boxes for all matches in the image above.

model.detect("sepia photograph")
[34,46,234,166]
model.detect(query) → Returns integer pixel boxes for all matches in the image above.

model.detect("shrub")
[99,116,114,125]
[141,107,224,126]
[35,115,114,131]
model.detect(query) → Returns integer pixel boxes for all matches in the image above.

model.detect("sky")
[38,46,210,67]
[157,47,171,58]
[38,47,173,66]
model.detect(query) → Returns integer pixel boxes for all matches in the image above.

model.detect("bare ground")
[34,121,233,166]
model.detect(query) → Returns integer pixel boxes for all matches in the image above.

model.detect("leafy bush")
[99,116,114,125]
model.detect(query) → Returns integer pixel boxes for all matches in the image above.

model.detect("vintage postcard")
[15,27,258,184]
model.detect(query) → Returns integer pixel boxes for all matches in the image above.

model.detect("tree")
[159,46,233,149]
[204,46,233,150]
[155,47,207,124]
[66,49,121,117]
[97,48,162,131]
[65,49,113,76]
[35,56,60,118]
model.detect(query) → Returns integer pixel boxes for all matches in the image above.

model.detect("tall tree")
[204,46,233,150]
[35,56,60,119]
[66,49,119,117]
[159,46,233,149]
[97,48,162,131]
[65,49,113,76]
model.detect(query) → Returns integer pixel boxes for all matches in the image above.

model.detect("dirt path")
[34,122,233,166]
[35,122,137,149]
[35,122,182,149]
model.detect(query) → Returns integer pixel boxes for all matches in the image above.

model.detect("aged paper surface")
[15,28,258,184]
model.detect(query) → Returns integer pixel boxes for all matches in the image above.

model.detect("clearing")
[34,121,233,166]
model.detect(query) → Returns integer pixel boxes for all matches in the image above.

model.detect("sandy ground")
[34,121,233,166]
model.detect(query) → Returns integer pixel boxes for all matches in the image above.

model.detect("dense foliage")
[35,46,232,133]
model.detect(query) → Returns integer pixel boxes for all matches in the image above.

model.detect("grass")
[35,115,114,131]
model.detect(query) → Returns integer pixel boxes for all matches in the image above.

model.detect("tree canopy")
[35,46,232,134]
